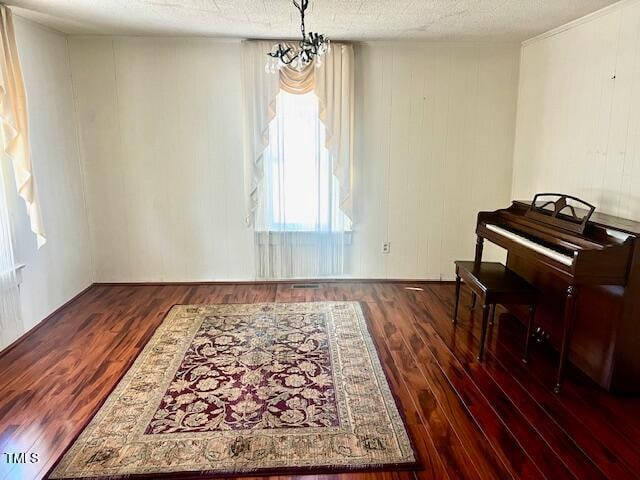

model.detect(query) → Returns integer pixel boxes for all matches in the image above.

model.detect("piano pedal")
[533,326,550,344]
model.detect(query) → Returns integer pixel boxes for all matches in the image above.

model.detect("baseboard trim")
[0,283,95,360]
[93,278,456,286]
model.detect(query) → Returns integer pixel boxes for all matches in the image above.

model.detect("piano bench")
[453,261,538,364]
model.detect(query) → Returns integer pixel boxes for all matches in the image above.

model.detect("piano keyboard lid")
[485,224,574,267]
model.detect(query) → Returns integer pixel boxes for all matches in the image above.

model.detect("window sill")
[255,230,354,234]
[255,231,353,246]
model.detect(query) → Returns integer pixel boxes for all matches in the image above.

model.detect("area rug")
[50,302,417,479]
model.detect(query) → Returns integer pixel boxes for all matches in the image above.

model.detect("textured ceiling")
[7,0,619,41]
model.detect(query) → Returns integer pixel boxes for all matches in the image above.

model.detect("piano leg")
[523,304,536,364]
[474,236,484,265]
[471,237,484,310]
[555,285,578,394]
[453,269,461,324]
[477,303,490,361]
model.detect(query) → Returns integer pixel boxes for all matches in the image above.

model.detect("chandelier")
[266,0,330,73]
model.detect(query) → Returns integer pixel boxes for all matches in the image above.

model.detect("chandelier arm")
[269,48,296,66]
[279,55,296,66]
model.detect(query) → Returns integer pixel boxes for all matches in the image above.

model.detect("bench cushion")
[455,261,537,304]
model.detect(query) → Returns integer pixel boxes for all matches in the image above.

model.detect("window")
[255,90,350,279]
[259,91,349,233]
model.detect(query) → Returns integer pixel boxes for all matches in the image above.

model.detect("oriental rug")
[50,302,417,479]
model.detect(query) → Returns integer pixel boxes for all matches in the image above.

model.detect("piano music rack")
[525,193,596,235]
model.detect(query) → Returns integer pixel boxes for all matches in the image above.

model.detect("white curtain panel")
[0,5,45,248]
[0,160,21,349]
[314,43,355,222]
[241,41,280,227]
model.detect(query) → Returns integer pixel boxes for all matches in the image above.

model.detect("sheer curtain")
[255,91,349,279]
[0,158,21,349]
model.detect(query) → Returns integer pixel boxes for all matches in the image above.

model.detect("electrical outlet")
[382,242,391,254]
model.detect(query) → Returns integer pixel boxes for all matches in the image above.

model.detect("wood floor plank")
[1,282,639,480]
[422,283,638,480]
[359,338,443,479]
[486,318,639,480]
[367,302,511,479]
[363,302,480,480]
[374,300,545,480]
[408,285,604,480]
[490,306,640,466]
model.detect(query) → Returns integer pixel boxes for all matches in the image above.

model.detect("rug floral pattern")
[146,311,339,433]
[50,302,416,478]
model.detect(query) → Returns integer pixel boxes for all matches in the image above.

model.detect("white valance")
[0,5,45,248]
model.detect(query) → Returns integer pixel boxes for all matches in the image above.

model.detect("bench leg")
[555,286,578,394]
[474,236,484,265]
[453,272,461,324]
[477,303,490,361]
[523,304,535,364]
[470,237,483,311]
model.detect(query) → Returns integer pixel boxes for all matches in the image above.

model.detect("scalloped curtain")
[0,5,45,248]
[241,40,354,226]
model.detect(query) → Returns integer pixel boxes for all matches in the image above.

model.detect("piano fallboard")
[476,222,573,279]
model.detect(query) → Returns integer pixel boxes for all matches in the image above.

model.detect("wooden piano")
[476,193,640,393]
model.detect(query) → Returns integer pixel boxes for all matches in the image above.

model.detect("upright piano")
[476,194,640,393]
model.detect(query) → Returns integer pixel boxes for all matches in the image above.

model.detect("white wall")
[352,42,518,279]
[69,37,252,282]
[512,0,640,221]
[69,37,519,281]
[9,17,93,338]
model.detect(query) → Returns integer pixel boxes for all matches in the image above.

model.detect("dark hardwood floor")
[1,282,639,480]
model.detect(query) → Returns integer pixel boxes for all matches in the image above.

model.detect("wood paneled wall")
[68,37,252,282]
[68,38,519,282]
[352,42,518,279]
[512,0,640,221]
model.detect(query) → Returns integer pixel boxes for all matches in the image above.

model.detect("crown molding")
[522,0,638,47]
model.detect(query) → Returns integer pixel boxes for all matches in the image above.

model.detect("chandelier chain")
[293,0,308,40]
